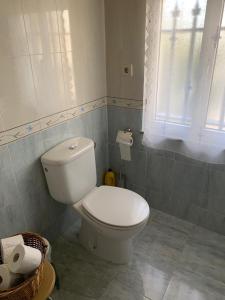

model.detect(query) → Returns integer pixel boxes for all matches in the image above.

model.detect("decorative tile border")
[0,97,107,146]
[107,97,143,109]
[0,97,142,146]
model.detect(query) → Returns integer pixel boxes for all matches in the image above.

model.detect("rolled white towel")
[0,264,22,291]
[1,235,24,264]
[8,244,42,275]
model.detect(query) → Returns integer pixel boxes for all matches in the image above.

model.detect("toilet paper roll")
[2,246,16,264]
[116,130,133,161]
[8,244,42,275]
[119,143,131,161]
[1,235,24,249]
[1,235,24,264]
[0,264,22,291]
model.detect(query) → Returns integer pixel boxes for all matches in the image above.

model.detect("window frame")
[154,0,225,141]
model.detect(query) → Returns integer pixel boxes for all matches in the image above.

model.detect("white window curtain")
[143,0,225,163]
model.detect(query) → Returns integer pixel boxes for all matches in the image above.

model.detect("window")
[158,0,207,125]
[206,5,225,130]
[143,0,225,161]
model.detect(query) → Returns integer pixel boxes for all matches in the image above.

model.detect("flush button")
[69,145,76,150]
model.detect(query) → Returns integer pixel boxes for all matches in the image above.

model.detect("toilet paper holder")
[123,128,133,135]
[124,128,144,135]
[123,128,144,135]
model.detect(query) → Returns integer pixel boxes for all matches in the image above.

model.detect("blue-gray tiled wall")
[108,105,225,236]
[1,104,224,241]
[0,106,108,241]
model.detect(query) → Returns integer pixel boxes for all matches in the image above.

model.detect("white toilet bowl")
[74,185,150,264]
[41,137,150,264]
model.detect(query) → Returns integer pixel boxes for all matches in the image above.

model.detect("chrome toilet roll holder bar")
[123,128,144,135]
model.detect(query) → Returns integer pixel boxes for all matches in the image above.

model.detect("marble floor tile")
[180,227,225,284]
[53,258,117,299]
[51,210,225,300]
[99,279,151,300]
[115,257,171,300]
[163,271,225,300]
[134,217,189,273]
[52,289,96,300]
[52,229,119,298]
[53,236,94,265]
[150,209,195,235]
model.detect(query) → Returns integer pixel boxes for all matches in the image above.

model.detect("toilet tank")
[41,137,97,205]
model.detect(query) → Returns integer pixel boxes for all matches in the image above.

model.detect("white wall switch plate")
[122,64,134,77]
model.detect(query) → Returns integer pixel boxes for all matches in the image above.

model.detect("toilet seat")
[81,186,149,228]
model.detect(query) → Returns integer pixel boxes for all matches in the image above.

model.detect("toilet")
[41,137,150,264]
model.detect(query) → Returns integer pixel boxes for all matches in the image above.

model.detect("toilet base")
[79,220,132,264]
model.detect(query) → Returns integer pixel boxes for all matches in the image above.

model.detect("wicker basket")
[0,232,47,300]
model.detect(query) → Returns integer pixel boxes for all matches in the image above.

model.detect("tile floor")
[52,209,225,300]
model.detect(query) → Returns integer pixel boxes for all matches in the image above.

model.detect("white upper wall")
[105,0,146,101]
[0,0,106,131]
[0,0,146,133]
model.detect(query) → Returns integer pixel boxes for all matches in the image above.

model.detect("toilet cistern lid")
[82,186,150,227]
[41,137,94,165]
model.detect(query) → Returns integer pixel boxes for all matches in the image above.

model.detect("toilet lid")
[82,186,150,227]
